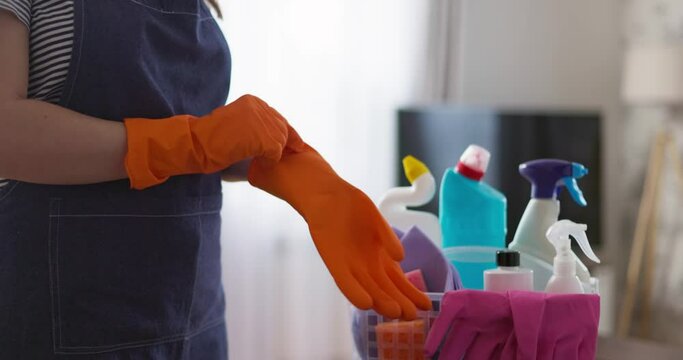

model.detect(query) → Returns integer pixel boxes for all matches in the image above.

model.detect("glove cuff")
[247,145,349,218]
[124,115,202,190]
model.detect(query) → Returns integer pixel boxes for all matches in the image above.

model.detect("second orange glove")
[248,128,432,320]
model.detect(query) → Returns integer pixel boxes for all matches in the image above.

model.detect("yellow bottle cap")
[402,155,430,184]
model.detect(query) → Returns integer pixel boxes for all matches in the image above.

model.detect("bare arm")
[0,11,127,185]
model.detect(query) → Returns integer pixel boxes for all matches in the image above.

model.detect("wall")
[623,0,683,343]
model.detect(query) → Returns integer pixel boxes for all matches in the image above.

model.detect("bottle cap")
[402,155,430,184]
[496,250,520,267]
[456,145,490,181]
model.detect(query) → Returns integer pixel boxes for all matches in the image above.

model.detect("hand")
[191,95,290,168]
[248,137,431,320]
[310,182,432,320]
[124,94,290,189]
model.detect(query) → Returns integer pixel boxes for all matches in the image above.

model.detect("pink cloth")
[405,269,428,292]
[424,290,600,360]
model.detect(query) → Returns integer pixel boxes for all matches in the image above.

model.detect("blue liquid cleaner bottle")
[440,145,507,289]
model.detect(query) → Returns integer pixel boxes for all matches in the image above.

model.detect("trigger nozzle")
[563,176,587,207]
[546,220,601,264]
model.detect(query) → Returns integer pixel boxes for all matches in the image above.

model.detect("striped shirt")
[0,0,74,104]
[0,0,74,186]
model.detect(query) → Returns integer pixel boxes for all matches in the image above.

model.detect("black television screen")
[397,106,602,245]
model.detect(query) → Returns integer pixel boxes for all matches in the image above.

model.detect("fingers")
[500,333,519,360]
[508,291,544,357]
[466,334,506,360]
[369,262,418,321]
[551,337,580,360]
[258,131,286,163]
[263,106,289,140]
[249,94,307,154]
[329,267,373,310]
[385,260,432,311]
[245,95,288,158]
[436,323,476,360]
[424,292,467,356]
[577,338,596,360]
[353,268,402,319]
[257,100,307,154]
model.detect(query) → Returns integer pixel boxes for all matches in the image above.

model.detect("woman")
[0,0,430,358]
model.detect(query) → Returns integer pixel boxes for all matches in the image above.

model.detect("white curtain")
[422,0,461,102]
[215,1,429,358]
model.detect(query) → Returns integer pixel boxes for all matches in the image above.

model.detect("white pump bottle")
[545,220,601,294]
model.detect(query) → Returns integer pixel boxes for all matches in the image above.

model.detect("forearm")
[221,158,252,182]
[0,99,128,185]
[248,145,349,215]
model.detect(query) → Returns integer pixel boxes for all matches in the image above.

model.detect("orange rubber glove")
[248,128,432,320]
[124,95,290,190]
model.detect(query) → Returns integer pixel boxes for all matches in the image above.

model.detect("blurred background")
[215,0,683,358]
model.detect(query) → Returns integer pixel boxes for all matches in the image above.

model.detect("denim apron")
[0,1,231,358]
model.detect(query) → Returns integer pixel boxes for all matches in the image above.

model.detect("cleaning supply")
[440,145,507,289]
[249,129,432,320]
[425,290,601,359]
[522,292,601,359]
[397,226,464,292]
[124,94,297,190]
[508,159,591,291]
[351,227,461,359]
[484,250,533,293]
[425,290,513,359]
[378,156,442,245]
[375,320,426,360]
[545,220,601,294]
[404,270,428,293]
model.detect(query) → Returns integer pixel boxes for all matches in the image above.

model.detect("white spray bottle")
[509,159,591,291]
[545,220,601,294]
[378,155,442,246]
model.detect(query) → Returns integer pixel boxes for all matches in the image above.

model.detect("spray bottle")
[378,155,442,245]
[545,220,600,294]
[508,159,591,291]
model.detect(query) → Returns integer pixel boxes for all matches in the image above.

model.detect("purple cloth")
[395,226,463,292]
[425,290,600,360]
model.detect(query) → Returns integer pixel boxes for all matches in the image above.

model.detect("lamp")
[619,43,683,339]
